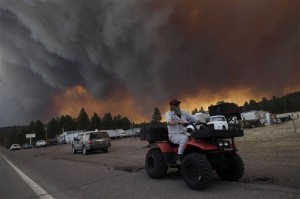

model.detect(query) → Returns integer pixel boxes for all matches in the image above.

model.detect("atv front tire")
[181,153,212,190]
[216,152,244,181]
[145,148,168,179]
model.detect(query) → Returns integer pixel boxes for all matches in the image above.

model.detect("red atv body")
[142,125,244,190]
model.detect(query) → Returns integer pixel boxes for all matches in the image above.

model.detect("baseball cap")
[169,99,181,106]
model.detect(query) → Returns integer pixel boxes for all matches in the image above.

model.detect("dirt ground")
[43,117,300,189]
[235,116,300,189]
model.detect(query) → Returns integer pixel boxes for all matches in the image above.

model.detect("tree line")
[0,108,131,148]
[242,91,300,114]
[189,91,300,114]
[136,91,300,126]
[1,91,299,147]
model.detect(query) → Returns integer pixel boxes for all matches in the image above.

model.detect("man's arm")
[166,111,186,126]
[166,111,178,126]
[184,111,207,125]
[184,111,197,123]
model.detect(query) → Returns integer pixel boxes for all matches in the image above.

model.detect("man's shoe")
[176,158,182,165]
[176,154,183,165]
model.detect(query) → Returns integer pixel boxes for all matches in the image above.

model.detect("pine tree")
[102,113,113,129]
[47,117,60,139]
[113,115,123,129]
[199,107,205,112]
[34,120,45,140]
[191,108,199,114]
[248,99,258,110]
[151,107,162,125]
[60,115,76,131]
[77,108,90,130]
[89,112,102,130]
[121,117,131,130]
[28,121,35,133]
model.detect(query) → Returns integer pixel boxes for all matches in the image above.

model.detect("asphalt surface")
[0,137,299,199]
[0,155,37,198]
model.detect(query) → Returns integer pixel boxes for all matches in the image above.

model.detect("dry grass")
[237,116,300,162]
[234,115,300,188]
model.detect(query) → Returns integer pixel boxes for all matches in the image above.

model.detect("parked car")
[72,131,111,155]
[10,144,21,151]
[119,132,127,138]
[35,140,46,148]
[48,138,58,146]
[22,144,33,149]
[207,115,229,130]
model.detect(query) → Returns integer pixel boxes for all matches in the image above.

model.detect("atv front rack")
[191,130,244,139]
[140,126,244,142]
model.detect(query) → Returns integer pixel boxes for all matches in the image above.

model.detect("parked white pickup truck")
[207,115,229,130]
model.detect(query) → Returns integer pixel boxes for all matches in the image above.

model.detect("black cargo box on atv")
[140,127,169,141]
[140,126,244,142]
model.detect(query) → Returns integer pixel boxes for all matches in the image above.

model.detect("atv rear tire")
[216,152,244,181]
[145,148,168,179]
[181,153,212,190]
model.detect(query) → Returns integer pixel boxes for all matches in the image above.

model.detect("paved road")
[0,138,299,199]
[0,155,38,198]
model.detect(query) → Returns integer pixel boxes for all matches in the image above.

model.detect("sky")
[0,0,299,127]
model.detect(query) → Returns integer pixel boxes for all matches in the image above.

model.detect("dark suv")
[72,131,111,155]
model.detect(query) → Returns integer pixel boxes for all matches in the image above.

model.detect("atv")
[141,123,244,190]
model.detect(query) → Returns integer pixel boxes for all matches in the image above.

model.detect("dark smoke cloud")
[0,0,299,126]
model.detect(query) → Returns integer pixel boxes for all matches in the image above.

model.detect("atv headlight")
[218,140,230,148]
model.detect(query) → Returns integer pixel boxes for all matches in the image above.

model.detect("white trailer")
[241,110,267,128]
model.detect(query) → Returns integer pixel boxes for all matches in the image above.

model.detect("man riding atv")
[143,99,244,190]
[166,99,206,164]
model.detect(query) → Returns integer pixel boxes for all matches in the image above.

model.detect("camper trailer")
[241,110,267,128]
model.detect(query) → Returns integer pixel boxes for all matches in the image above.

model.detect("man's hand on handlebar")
[175,120,188,127]
[196,120,207,125]
[178,120,188,125]
[170,120,206,127]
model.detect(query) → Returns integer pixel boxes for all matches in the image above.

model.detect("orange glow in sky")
[52,85,288,123]
[53,85,149,123]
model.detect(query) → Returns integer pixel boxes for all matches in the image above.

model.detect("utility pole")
[292,119,296,133]
[45,126,47,143]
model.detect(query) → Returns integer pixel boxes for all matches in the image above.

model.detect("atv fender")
[186,140,218,151]
[156,143,176,153]
[151,142,177,166]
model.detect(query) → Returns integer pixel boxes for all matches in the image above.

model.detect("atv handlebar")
[179,121,207,127]
[188,122,212,133]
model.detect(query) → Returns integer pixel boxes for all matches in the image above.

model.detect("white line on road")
[1,154,55,199]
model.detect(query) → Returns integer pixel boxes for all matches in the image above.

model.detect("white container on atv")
[207,115,228,130]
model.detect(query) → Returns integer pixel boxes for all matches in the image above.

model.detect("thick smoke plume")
[0,0,299,126]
